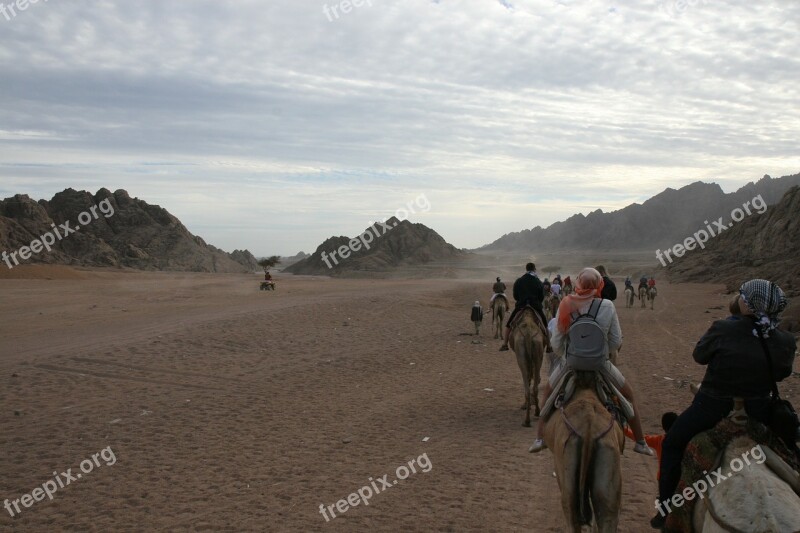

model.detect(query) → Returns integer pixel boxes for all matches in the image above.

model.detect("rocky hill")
[480,173,800,253]
[666,186,800,331]
[0,188,258,273]
[284,217,466,276]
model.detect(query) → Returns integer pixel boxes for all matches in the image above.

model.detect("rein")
[559,404,615,449]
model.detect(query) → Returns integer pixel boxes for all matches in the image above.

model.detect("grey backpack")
[566,298,608,371]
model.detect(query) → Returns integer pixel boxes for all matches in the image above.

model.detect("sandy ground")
[1,269,798,532]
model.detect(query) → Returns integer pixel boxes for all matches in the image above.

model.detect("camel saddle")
[508,305,551,350]
[540,367,634,424]
[664,416,800,533]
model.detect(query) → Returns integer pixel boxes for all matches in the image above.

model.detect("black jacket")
[601,276,617,301]
[695,316,797,398]
[512,273,545,313]
[471,307,483,322]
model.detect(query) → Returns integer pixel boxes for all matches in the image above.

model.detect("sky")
[1,0,798,256]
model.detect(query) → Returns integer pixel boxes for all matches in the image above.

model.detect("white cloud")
[1,0,798,255]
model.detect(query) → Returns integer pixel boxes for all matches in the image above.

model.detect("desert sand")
[1,268,798,532]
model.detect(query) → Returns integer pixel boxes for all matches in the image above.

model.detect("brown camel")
[509,307,545,427]
[639,286,647,308]
[543,375,624,532]
[543,293,560,322]
[491,296,508,339]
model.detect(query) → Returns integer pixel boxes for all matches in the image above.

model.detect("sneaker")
[650,512,666,529]
[634,441,655,456]
[499,344,509,352]
[528,438,547,453]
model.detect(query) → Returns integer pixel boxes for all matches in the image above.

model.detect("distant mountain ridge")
[665,186,800,331]
[479,173,800,253]
[284,217,465,276]
[0,188,259,273]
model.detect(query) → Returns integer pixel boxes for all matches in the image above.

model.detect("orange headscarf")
[556,267,605,333]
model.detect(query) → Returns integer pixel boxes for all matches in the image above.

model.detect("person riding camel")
[648,276,656,289]
[595,265,617,301]
[264,271,273,281]
[639,276,648,290]
[651,279,797,529]
[551,279,562,298]
[490,277,507,303]
[528,267,655,456]
[499,263,549,352]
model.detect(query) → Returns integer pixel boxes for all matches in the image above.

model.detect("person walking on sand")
[471,300,485,335]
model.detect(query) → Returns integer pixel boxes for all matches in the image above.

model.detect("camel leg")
[517,346,532,426]
[591,443,622,533]
[532,345,543,417]
[558,438,584,533]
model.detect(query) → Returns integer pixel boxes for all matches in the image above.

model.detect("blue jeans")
[657,390,770,505]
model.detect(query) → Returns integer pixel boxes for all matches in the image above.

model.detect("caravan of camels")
[485,267,800,532]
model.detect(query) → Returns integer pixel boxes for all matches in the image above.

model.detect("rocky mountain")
[666,186,800,331]
[480,173,800,253]
[284,217,466,276]
[278,251,311,267]
[0,188,258,273]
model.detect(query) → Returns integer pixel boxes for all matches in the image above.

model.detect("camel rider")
[499,262,548,352]
[490,277,507,303]
[551,280,561,298]
[264,271,273,281]
[639,276,648,290]
[652,279,797,529]
[648,277,656,289]
[528,267,655,457]
[624,277,633,290]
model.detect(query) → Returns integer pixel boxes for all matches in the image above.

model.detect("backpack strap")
[586,298,602,319]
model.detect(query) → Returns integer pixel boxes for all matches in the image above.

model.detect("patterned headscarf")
[739,279,787,337]
[556,268,604,333]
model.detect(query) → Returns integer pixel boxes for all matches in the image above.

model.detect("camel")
[647,286,657,310]
[691,436,800,532]
[639,286,647,308]
[624,286,634,308]
[509,307,545,427]
[491,295,508,339]
[543,374,624,532]
[544,293,560,322]
[674,394,800,532]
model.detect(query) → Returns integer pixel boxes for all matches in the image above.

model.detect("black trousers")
[657,390,771,505]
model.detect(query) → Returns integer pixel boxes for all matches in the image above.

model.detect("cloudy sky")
[1,0,798,256]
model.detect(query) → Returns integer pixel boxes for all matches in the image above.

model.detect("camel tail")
[576,425,595,525]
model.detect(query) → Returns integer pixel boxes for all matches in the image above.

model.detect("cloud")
[1,0,798,254]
